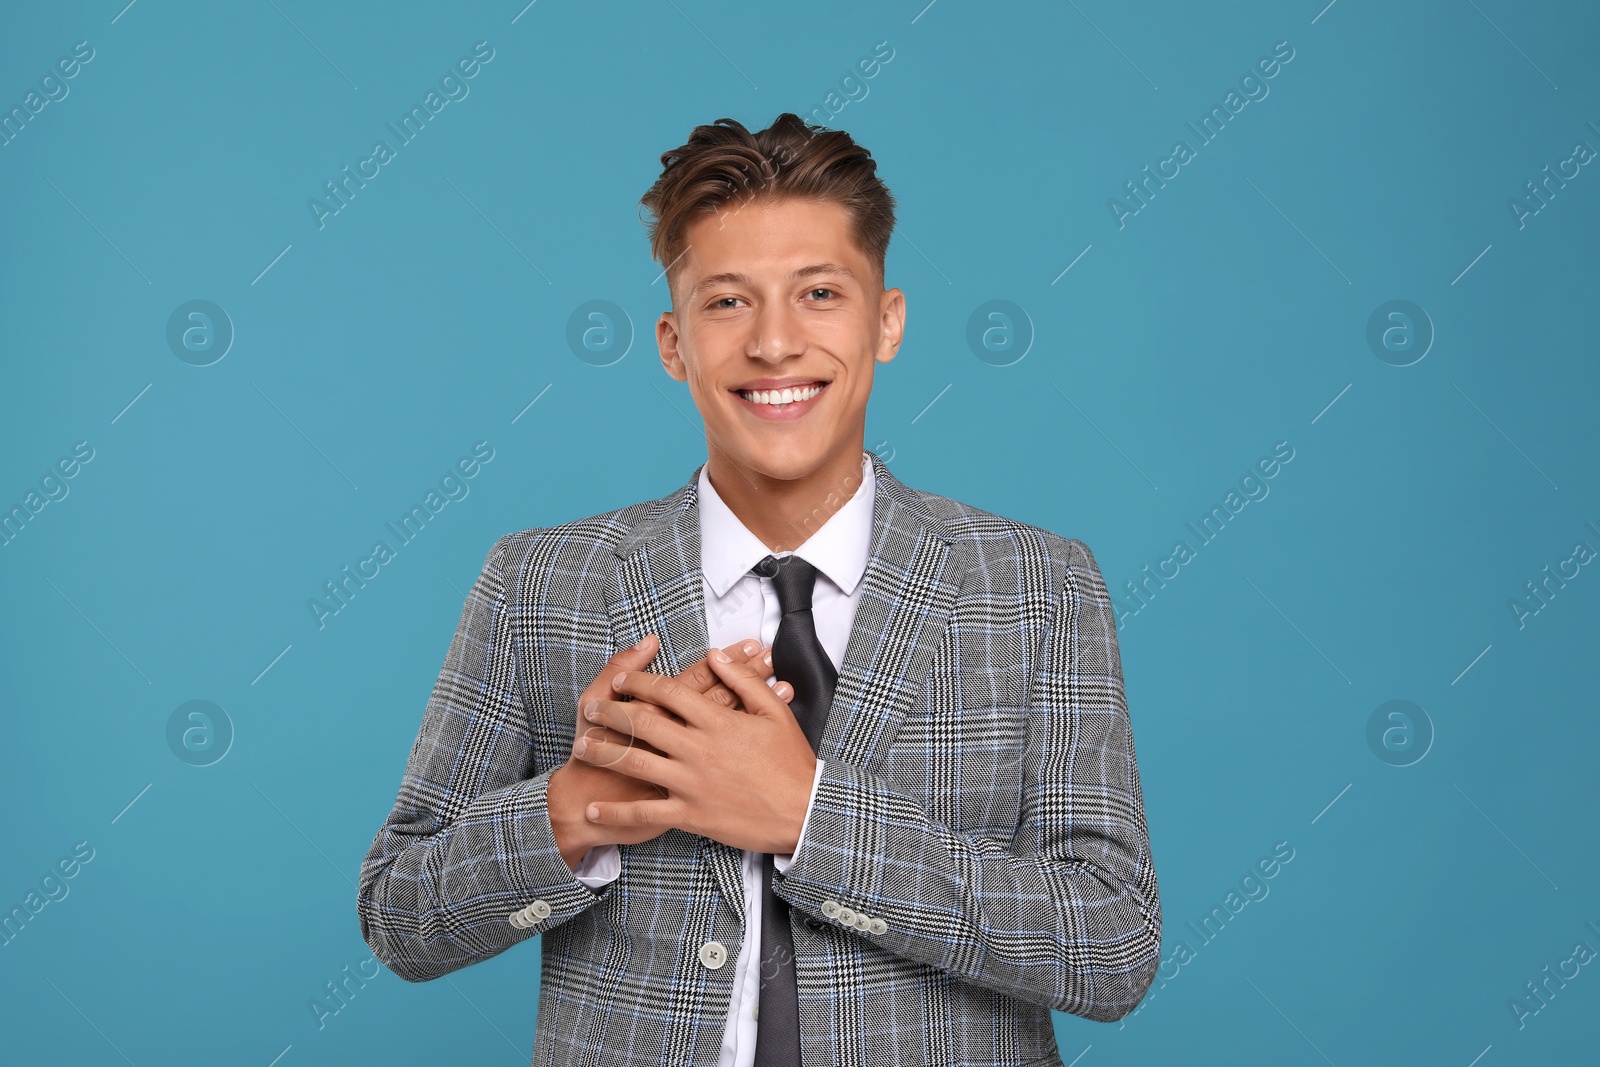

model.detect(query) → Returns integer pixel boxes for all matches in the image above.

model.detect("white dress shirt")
[569,450,876,1067]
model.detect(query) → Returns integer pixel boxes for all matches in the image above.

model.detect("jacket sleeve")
[772,536,1161,1021]
[357,534,613,983]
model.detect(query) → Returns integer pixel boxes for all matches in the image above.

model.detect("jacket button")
[820,900,841,918]
[698,941,729,969]
[509,900,552,927]
[853,913,871,931]
[836,907,856,926]
[867,917,887,935]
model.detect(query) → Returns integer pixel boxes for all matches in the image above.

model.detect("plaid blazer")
[358,452,1160,1067]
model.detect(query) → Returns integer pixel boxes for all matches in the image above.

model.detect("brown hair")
[638,112,896,301]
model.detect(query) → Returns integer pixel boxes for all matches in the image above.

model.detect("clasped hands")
[548,632,819,869]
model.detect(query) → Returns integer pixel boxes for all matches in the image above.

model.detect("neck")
[704,440,867,553]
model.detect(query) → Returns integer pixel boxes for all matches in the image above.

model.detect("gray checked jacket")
[358,451,1160,1067]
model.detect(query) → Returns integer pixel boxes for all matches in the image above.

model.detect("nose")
[747,297,803,364]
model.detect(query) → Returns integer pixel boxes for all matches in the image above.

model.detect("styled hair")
[638,112,895,301]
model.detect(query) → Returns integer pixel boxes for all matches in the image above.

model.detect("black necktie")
[750,553,836,1067]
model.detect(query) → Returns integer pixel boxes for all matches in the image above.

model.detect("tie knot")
[753,553,820,613]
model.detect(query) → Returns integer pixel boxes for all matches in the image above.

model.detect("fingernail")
[612,672,626,689]
[583,699,600,721]
[712,648,732,663]
[574,737,588,756]
[762,649,773,665]
[586,804,601,820]
[741,640,758,656]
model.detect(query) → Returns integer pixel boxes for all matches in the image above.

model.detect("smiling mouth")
[735,382,827,407]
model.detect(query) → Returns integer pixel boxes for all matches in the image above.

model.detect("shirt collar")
[698,451,876,599]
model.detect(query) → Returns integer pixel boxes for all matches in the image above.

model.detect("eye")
[709,296,743,310]
[805,287,837,301]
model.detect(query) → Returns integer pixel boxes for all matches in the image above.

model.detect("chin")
[728,439,830,482]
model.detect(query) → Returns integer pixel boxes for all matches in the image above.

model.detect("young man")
[359,113,1160,1067]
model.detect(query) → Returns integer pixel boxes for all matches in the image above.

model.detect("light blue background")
[2,1,1597,1064]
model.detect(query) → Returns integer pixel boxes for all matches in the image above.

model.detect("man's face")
[656,196,904,484]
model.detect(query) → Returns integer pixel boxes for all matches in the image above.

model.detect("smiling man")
[359,113,1160,1067]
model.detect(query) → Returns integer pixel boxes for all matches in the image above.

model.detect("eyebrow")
[687,262,857,300]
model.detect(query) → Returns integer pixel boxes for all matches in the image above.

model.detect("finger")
[569,729,630,771]
[720,681,793,703]
[582,635,681,727]
[702,643,775,711]
[581,694,681,754]
[585,796,683,831]
[705,647,793,718]
[573,731,677,787]
[713,670,792,711]
[707,678,790,712]
[581,633,662,708]
[587,638,759,726]
[576,729,649,780]
[573,720,665,759]
[610,669,722,730]
[676,639,770,695]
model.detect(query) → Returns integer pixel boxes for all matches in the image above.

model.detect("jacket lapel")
[825,452,966,772]
[604,452,967,922]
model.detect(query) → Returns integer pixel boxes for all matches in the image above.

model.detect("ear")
[657,310,688,382]
[875,286,906,365]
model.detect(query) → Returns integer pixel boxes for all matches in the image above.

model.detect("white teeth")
[739,383,823,406]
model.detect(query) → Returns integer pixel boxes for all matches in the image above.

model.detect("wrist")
[548,764,599,871]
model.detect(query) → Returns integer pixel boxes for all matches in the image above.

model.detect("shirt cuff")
[773,758,825,875]
[571,843,621,887]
